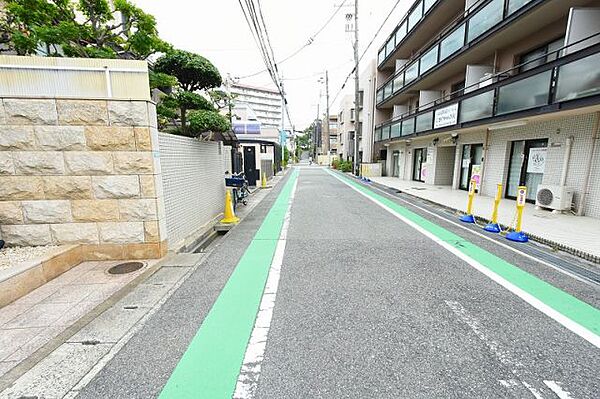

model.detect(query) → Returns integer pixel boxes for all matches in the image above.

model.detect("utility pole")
[352,0,360,176]
[314,99,320,159]
[281,80,286,167]
[325,70,330,156]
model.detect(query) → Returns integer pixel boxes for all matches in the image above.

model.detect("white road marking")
[366,180,593,286]
[544,381,575,399]
[522,381,545,399]
[326,170,600,348]
[445,301,522,369]
[233,175,298,399]
[447,301,549,398]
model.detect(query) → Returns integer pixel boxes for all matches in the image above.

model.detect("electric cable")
[330,0,404,105]
[237,0,349,79]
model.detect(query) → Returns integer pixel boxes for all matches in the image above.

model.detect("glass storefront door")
[506,139,548,201]
[412,148,427,182]
[459,144,484,191]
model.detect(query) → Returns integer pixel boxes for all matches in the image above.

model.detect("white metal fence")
[158,133,227,248]
[0,55,150,100]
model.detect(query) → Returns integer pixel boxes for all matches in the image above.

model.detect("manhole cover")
[108,261,144,275]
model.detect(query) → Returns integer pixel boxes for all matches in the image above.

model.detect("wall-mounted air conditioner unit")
[535,185,574,212]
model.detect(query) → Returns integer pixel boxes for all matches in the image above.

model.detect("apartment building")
[359,59,378,163]
[338,94,357,161]
[371,0,600,218]
[326,115,340,155]
[230,83,282,128]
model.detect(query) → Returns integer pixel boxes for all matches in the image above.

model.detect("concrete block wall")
[158,134,226,250]
[0,98,167,259]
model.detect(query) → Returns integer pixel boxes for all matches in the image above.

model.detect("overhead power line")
[237,0,294,128]
[236,0,348,79]
[330,0,403,106]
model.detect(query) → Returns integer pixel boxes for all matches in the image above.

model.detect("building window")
[451,80,465,99]
[350,109,355,121]
[260,145,267,154]
[519,37,564,72]
[358,91,364,108]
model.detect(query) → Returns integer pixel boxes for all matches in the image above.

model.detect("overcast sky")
[131,0,411,129]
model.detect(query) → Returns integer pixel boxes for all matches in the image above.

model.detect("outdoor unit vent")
[535,185,574,211]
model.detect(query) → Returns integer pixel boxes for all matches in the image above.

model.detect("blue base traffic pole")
[506,231,528,243]
[483,223,501,233]
[460,214,475,223]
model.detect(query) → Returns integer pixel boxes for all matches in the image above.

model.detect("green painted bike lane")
[159,169,298,399]
[331,170,600,341]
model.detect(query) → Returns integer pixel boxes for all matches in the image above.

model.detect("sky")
[131,0,411,130]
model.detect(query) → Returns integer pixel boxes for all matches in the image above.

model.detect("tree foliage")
[188,109,231,135]
[149,71,178,91]
[0,0,171,59]
[153,50,222,92]
[153,49,229,136]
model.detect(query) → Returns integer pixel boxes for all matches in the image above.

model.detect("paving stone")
[4,302,76,329]
[69,305,148,343]
[0,342,111,399]
[0,327,44,361]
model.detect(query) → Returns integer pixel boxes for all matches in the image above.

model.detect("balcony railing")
[374,39,600,143]
[377,0,444,67]
[376,0,541,105]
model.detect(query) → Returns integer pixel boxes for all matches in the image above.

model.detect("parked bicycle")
[225,172,251,211]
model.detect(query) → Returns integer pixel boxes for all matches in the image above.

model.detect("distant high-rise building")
[230,83,282,129]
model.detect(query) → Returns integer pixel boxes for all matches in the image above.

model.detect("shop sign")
[434,103,458,129]
[527,148,547,174]
[471,164,482,190]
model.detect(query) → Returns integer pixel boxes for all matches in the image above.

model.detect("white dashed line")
[233,175,298,399]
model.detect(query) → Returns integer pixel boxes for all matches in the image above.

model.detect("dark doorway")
[506,138,548,202]
[412,148,427,182]
[459,144,484,191]
[243,146,258,186]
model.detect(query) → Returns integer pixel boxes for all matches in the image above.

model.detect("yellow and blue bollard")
[484,184,503,233]
[506,186,528,243]
[460,179,477,223]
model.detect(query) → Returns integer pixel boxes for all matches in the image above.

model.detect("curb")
[349,173,600,265]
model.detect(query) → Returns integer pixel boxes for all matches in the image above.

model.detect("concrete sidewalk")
[370,177,600,261]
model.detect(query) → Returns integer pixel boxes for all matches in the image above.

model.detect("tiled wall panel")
[158,134,226,247]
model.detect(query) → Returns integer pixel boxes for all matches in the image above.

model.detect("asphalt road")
[76,166,598,399]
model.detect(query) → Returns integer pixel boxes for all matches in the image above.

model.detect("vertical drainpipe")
[577,112,600,216]
[560,135,574,187]
[478,128,491,196]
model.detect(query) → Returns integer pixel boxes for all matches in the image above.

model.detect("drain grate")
[108,261,144,275]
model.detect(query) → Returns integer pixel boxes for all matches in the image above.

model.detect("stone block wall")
[0,98,167,259]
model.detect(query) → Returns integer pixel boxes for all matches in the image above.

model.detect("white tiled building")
[370,0,600,219]
[230,83,282,129]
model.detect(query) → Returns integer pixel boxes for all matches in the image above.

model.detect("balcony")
[376,0,592,107]
[378,0,464,70]
[374,41,600,142]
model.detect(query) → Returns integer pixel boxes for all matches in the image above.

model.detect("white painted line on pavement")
[544,381,575,399]
[445,301,522,369]
[233,175,298,399]
[522,381,545,399]
[365,180,593,286]
[327,170,600,348]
